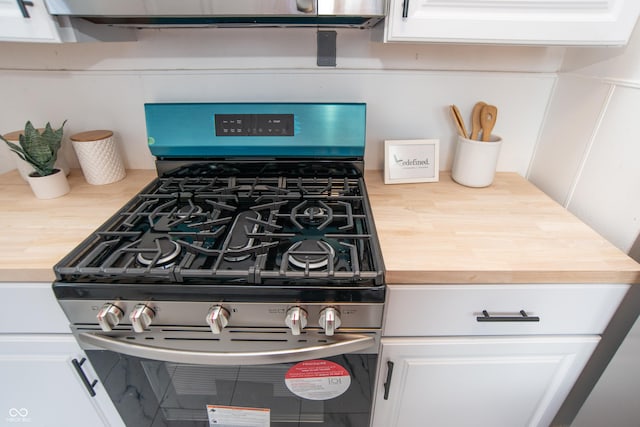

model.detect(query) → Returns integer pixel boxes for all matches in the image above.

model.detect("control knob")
[319,307,342,336]
[96,303,124,332]
[285,307,308,336]
[130,304,156,333]
[206,306,230,334]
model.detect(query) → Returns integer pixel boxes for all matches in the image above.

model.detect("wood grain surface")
[0,169,638,284]
[365,170,640,284]
[0,169,156,281]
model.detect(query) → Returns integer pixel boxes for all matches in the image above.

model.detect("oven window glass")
[87,351,376,426]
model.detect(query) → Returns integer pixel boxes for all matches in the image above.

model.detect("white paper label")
[284,359,351,400]
[207,405,270,427]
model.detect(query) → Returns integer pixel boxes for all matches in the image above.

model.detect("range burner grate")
[55,168,384,288]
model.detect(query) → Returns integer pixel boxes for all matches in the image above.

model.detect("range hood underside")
[80,16,384,29]
[44,0,386,29]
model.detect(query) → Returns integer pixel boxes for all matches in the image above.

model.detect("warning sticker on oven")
[284,359,351,400]
[207,405,270,427]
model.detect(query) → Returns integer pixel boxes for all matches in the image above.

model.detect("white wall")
[0,28,561,176]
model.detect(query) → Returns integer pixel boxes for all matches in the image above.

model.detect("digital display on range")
[215,114,294,136]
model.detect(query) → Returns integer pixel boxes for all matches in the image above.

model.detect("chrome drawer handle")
[476,310,540,322]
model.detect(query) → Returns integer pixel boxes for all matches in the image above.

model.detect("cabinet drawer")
[384,284,629,336]
[0,282,69,333]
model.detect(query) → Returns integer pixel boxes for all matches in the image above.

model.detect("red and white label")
[284,360,351,400]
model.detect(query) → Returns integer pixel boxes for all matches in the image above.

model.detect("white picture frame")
[384,139,440,184]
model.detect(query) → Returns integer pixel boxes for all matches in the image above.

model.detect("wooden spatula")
[470,101,486,140]
[480,104,498,142]
[450,104,469,138]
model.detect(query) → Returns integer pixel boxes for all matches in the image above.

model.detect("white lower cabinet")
[371,284,630,427]
[0,335,124,427]
[0,283,124,427]
[372,336,598,427]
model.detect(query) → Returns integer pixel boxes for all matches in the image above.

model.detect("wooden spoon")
[449,104,469,138]
[470,101,486,140]
[480,104,498,142]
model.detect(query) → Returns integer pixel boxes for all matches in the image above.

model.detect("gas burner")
[136,238,182,268]
[288,239,335,270]
[302,206,328,225]
[291,200,333,230]
[175,205,203,219]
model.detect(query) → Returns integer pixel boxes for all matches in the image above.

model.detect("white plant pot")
[26,169,70,199]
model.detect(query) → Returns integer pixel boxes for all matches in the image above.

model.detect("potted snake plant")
[1,121,70,199]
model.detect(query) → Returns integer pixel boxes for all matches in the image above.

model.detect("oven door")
[79,331,378,427]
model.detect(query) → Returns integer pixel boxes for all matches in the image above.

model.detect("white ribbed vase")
[71,130,126,185]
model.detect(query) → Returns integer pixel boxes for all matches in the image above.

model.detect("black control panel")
[215,114,294,137]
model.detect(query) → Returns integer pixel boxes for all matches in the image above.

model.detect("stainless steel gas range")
[53,103,385,426]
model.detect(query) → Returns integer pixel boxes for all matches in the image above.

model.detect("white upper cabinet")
[0,0,63,42]
[0,0,136,43]
[384,0,640,45]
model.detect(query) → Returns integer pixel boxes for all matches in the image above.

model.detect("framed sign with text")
[384,139,440,184]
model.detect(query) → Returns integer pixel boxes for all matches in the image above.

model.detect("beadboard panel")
[529,79,640,254]
[566,85,640,253]
[0,69,554,175]
[527,75,611,205]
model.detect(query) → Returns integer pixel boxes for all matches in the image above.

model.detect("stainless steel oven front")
[64,300,382,426]
[53,103,385,426]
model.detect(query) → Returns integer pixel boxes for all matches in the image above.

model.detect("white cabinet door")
[0,0,62,42]
[385,0,640,45]
[372,336,599,427]
[0,335,124,427]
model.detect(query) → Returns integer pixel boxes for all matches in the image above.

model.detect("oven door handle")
[78,332,376,365]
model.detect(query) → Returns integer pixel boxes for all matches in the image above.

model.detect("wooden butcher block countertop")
[0,169,157,282]
[364,171,640,284]
[0,169,638,284]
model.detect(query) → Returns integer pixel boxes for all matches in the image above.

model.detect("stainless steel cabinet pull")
[402,0,410,18]
[476,310,540,322]
[79,332,374,365]
[71,358,98,397]
[16,0,34,18]
[383,360,394,400]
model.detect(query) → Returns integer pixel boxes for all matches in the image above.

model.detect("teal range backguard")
[144,103,366,159]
